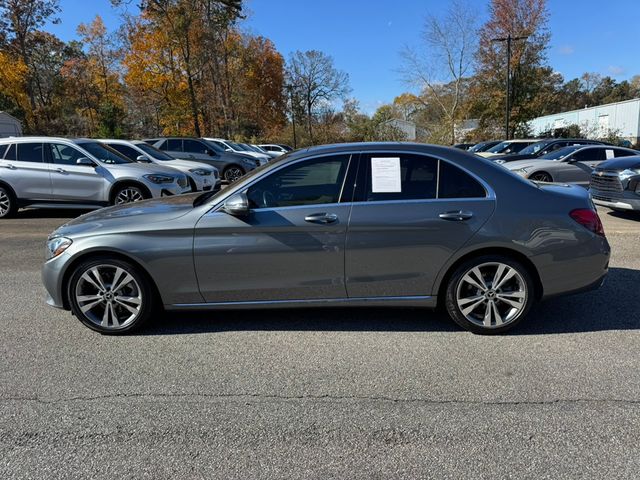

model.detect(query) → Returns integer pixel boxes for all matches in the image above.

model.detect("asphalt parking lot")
[1,207,639,479]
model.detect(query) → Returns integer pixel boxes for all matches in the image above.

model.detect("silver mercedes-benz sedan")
[42,143,610,335]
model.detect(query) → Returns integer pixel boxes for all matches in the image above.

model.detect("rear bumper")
[537,234,610,300]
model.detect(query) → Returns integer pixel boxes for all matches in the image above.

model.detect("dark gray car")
[42,143,610,335]
[145,137,258,182]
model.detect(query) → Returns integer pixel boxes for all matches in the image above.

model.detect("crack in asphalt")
[1,393,639,406]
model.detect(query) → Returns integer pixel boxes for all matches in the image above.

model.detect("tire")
[0,185,17,218]
[444,255,535,334]
[68,257,155,334]
[529,172,552,182]
[111,184,147,205]
[223,165,245,183]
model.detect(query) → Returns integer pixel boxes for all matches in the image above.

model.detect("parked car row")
[0,135,292,218]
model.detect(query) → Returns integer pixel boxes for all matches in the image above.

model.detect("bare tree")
[287,50,350,144]
[401,0,478,144]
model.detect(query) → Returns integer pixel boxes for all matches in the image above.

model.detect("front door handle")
[305,213,338,224]
[4,164,16,170]
[55,168,66,174]
[439,210,474,221]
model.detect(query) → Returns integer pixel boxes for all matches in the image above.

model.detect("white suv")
[0,137,191,218]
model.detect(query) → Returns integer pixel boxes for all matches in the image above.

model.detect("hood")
[163,158,214,171]
[52,193,200,238]
[110,160,185,177]
[491,153,536,162]
[595,156,640,171]
[504,159,554,170]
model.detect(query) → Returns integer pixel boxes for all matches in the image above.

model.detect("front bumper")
[148,182,192,198]
[591,189,640,211]
[42,252,70,310]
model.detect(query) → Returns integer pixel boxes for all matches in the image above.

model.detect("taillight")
[570,208,605,236]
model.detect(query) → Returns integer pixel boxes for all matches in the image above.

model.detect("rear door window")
[438,161,486,198]
[573,148,606,161]
[17,143,44,163]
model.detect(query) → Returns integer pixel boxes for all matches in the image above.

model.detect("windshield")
[486,141,531,154]
[135,143,175,161]
[469,142,490,152]
[204,140,224,153]
[539,145,582,160]
[486,141,512,153]
[77,141,133,164]
[193,152,293,207]
[226,141,245,151]
[519,141,550,155]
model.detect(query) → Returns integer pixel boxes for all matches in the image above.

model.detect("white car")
[477,139,538,158]
[258,144,290,156]
[204,138,270,165]
[102,139,220,192]
[250,144,280,159]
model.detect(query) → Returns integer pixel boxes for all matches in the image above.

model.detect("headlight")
[619,169,640,181]
[46,236,72,259]
[143,174,175,184]
[512,167,530,176]
[189,168,211,176]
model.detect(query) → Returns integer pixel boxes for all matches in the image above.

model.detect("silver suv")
[0,137,191,218]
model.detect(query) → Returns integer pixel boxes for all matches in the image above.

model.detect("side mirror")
[136,155,152,163]
[76,157,95,167]
[225,148,232,152]
[222,192,249,216]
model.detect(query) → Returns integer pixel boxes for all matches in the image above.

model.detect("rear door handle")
[4,164,16,170]
[304,213,338,224]
[439,210,474,221]
[55,168,66,174]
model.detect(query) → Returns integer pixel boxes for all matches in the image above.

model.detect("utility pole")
[491,34,528,140]
[285,84,298,149]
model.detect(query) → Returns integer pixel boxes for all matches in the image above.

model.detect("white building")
[528,98,640,143]
[0,112,22,138]
[381,119,417,140]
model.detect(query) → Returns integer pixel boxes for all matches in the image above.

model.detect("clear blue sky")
[51,0,640,113]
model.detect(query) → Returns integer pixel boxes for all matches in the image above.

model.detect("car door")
[345,152,495,298]
[559,148,607,185]
[182,139,226,170]
[193,153,355,303]
[47,143,107,203]
[0,142,52,200]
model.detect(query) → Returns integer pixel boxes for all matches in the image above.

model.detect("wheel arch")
[0,180,18,200]
[108,180,152,205]
[60,249,162,310]
[527,170,553,182]
[435,247,544,307]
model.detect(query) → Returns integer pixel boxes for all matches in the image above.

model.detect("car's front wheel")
[223,165,245,183]
[68,257,154,334]
[112,184,147,205]
[0,185,17,218]
[445,255,535,334]
[529,172,552,182]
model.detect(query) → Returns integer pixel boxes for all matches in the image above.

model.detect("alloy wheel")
[115,187,144,205]
[0,188,10,217]
[224,167,244,182]
[74,264,143,330]
[529,172,552,182]
[455,262,528,328]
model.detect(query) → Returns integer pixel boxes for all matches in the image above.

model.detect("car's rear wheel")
[529,172,552,182]
[223,165,245,183]
[113,185,147,205]
[68,258,154,334]
[445,255,535,334]
[0,186,17,218]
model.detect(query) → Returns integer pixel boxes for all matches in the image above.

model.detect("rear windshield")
[77,141,133,164]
